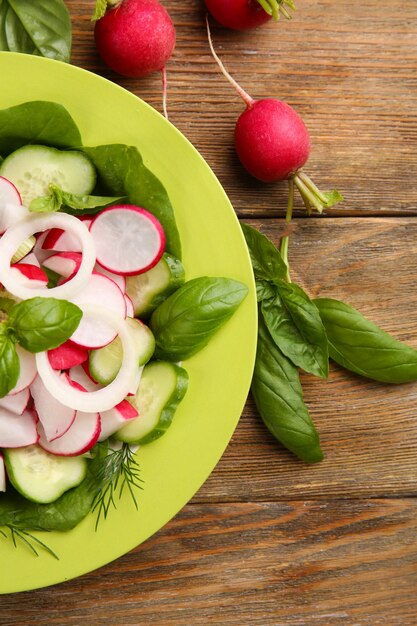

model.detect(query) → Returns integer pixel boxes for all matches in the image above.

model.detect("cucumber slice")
[126,253,185,318]
[0,145,96,205]
[3,445,87,504]
[89,317,155,385]
[115,361,189,445]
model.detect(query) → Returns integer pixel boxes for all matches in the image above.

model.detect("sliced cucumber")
[126,253,185,318]
[0,145,96,205]
[115,361,189,445]
[89,317,155,385]
[4,445,87,504]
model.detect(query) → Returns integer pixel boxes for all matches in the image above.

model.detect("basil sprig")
[29,184,125,215]
[0,297,82,397]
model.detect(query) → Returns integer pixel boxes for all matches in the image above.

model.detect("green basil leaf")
[8,297,82,352]
[315,297,417,383]
[251,316,323,463]
[256,279,276,303]
[0,0,71,62]
[83,144,182,259]
[0,101,82,155]
[0,334,19,397]
[261,283,329,378]
[241,223,287,283]
[150,277,248,360]
[30,184,125,214]
[0,295,16,314]
[29,192,61,214]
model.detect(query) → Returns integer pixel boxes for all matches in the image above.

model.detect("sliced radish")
[18,252,40,268]
[36,306,139,412]
[125,294,134,317]
[0,387,30,415]
[42,251,82,279]
[94,265,126,293]
[10,263,48,288]
[0,453,5,491]
[0,176,29,234]
[48,340,88,370]
[30,375,76,442]
[38,411,101,456]
[69,272,127,348]
[9,346,37,395]
[42,228,82,252]
[99,400,138,441]
[0,409,38,447]
[32,231,54,264]
[0,213,96,300]
[90,205,165,276]
[69,365,102,392]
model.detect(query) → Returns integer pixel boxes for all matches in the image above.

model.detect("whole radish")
[93,0,175,77]
[206,18,343,215]
[204,0,295,30]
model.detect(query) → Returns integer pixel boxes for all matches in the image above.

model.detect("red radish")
[69,272,127,348]
[95,265,126,294]
[206,19,343,215]
[0,409,38,448]
[90,205,165,276]
[205,0,271,30]
[42,228,81,253]
[18,252,40,268]
[30,375,76,442]
[38,411,101,456]
[48,341,88,370]
[0,387,30,416]
[42,251,82,279]
[125,294,134,317]
[94,0,175,78]
[0,176,28,234]
[99,400,138,441]
[9,347,37,395]
[69,366,102,392]
[0,453,5,492]
[10,263,48,288]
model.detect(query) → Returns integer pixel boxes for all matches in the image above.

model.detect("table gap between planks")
[1,0,417,624]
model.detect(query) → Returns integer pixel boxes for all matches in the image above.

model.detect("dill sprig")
[91,443,143,530]
[0,525,58,559]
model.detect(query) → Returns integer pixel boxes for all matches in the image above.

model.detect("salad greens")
[0,0,72,62]
[29,184,126,215]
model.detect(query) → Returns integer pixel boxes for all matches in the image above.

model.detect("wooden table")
[2,1,417,623]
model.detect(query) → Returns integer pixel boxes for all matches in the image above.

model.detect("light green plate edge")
[0,52,257,594]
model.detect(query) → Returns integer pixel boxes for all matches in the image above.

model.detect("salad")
[0,100,248,553]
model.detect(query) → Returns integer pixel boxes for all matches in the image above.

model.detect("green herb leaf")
[0,0,71,62]
[315,297,417,383]
[0,333,19,397]
[0,101,81,155]
[262,283,329,378]
[0,295,16,314]
[30,184,125,214]
[83,144,182,259]
[241,223,287,283]
[150,277,248,360]
[251,316,323,463]
[92,0,108,21]
[8,297,82,353]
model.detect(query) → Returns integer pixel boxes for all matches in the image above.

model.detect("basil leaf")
[256,279,275,302]
[30,184,124,214]
[84,144,182,259]
[150,277,248,360]
[0,333,19,397]
[0,0,71,62]
[0,295,16,314]
[315,298,417,383]
[0,101,82,155]
[8,297,82,352]
[251,316,323,463]
[241,223,287,283]
[261,283,329,378]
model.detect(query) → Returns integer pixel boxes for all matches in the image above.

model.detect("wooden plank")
[2,500,416,625]
[193,217,417,501]
[67,0,417,217]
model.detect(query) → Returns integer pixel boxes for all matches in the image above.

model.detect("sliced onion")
[36,306,140,412]
[0,213,96,300]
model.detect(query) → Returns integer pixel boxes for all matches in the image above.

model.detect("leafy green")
[29,184,125,214]
[0,101,82,155]
[315,298,417,383]
[241,222,287,283]
[150,277,248,360]
[0,332,19,397]
[0,0,71,62]
[84,144,182,259]
[8,297,82,352]
[92,0,108,21]
[251,316,323,463]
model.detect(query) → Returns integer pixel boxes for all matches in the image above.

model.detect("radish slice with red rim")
[36,306,140,412]
[0,409,38,448]
[9,346,37,395]
[0,387,30,415]
[30,375,76,442]
[0,176,28,234]
[90,205,165,276]
[38,411,101,456]
[0,213,96,300]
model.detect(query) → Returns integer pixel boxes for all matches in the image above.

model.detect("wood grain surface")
[1,0,417,624]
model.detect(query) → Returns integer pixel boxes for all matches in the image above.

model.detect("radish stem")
[279,178,294,283]
[161,67,169,120]
[206,15,255,110]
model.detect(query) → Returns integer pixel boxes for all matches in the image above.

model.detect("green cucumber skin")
[116,361,189,446]
[127,253,185,319]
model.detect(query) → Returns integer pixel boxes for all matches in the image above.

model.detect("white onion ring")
[36,306,142,412]
[0,213,96,300]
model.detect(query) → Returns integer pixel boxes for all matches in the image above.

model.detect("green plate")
[0,53,257,594]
